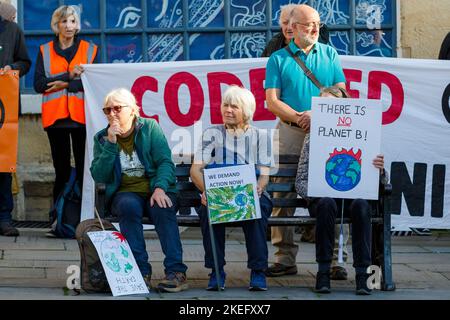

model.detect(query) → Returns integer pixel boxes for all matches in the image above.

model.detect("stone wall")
[400,0,450,58]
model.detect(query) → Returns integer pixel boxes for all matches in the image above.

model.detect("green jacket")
[90,117,177,206]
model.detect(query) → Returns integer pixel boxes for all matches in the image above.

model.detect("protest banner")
[204,164,261,224]
[81,56,450,229]
[308,97,382,200]
[88,231,149,296]
[0,70,19,172]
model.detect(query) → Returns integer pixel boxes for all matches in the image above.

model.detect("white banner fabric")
[80,56,450,230]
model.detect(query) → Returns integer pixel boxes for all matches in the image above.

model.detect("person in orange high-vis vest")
[34,5,98,217]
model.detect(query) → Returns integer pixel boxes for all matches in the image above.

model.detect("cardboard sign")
[0,70,19,172]
[308,97,382,200]
[88,231,149,296]
[204,164,261,224]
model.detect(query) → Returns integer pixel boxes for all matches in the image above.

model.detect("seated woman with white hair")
[190,85,274,291]
[90,88,188,293]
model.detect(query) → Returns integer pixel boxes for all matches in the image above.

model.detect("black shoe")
[315,271,331,293]
[355,273,372,295]
[265,263,297,277]
[0,222,19,237]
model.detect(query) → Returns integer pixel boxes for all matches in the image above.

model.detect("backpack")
[49,168,81,238]
[75,218,116,293]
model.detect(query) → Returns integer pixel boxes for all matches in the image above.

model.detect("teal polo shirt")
[265,40,346,112]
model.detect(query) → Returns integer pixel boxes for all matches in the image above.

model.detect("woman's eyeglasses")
[102,105,128,115]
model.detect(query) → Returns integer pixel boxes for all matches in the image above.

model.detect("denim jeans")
[309,197,372,269]
[111,192,188,276]
[0,173,13,223]
[197,194,273,271]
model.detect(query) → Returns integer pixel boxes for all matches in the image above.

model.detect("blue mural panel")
[356,29,392,57]
[230,0,266,27]
[147,0,183,28]
[23,0,58,30]
[148,34,184,61]
[190,33,225,60]
[106,35,142,63]
[231,32,266,58]
[355,0,392,27]
[271,0,307,26]
[188,0,224,28]
[64,0,100,30]
[329,31,350,55]
[312,0,350,25]
[106,0,142,29]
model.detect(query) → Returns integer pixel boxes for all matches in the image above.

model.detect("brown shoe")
[300,225,315,243]
[330,266,348,280]
[0,222,19,237]
[265,263,298,277]
[143,274,152,289]
[157,272,189,293]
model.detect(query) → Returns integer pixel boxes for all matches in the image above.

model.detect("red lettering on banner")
[131,76,159,122]
[368,71,404,125]
[164,72,204,127]
[344,69,362,98]
[250,68,276,121]
[207,72,243,124]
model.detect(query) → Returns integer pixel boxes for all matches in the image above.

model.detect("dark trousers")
[197,194,273,271]
[309,197,371,269]
[46,127,86,202]
[0,173,13,222]
[111,192,188,277]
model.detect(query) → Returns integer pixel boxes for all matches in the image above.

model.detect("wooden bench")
[95,154,395,291]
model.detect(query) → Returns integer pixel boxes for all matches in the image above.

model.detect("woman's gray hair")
[279,3,297,26]
[51,5,81,35]
[221,85,256,124]
[103,88,140,117]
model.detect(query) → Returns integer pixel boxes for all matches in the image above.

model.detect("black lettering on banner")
[431,165,446,218]
[442,83,450,124]
[390,162,426,216]
[0,98,5,130]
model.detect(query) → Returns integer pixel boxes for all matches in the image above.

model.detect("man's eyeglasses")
[295,21,324,30]
[102,105,128,115]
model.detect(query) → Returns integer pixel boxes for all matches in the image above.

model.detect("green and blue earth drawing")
[207,184,257,223]
[325,148,362,192]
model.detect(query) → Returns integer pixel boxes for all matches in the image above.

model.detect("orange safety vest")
[40,39,97,128]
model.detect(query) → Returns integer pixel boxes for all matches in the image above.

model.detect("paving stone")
[0,241,65,250]
[3,250,80,261]
[407,263,450,272]
[0,267,46,279]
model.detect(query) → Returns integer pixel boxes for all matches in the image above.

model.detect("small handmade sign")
[204,164,261,224]
[88,231,149,296]
[308,97,382,200]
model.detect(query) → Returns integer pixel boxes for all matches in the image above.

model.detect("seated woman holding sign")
[90,88,188,293]
[190,85,274,291]
[295,85,387,295]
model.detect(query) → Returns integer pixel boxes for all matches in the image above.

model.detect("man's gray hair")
[221,85,256,124]
[51,5,81,35]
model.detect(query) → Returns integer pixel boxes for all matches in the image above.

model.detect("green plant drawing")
[206,184,257,223]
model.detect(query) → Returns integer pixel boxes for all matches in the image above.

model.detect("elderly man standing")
[262,4,329,58]
[265,4,346,277]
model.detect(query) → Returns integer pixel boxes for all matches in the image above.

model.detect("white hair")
[279,4,297,26]
[221,86,256,124]
[51,5,81,35]
[103,88,140,116]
